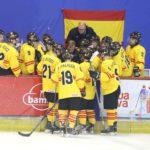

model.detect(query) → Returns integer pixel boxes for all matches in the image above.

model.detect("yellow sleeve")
[135,47,146,71]
[19,46,24,64]
[80,62,91,82]
[10,52,21,77]
[37,59,43,76]
[75,64,85,89]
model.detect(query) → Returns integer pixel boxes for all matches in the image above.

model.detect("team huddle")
[0,26,146,135]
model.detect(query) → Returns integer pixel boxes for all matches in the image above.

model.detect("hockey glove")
[89,70,100,80]
[80,87,86,97]
[133,66,140,77]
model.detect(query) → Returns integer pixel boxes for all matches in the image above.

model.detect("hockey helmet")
[110,42,121,56]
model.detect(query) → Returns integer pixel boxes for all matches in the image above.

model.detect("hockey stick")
[18,94,59,137]
[129,91,142,115]
[89,53,106,129]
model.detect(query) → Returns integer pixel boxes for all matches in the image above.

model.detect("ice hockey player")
[89,46,120,134]
[37,34,61,133]
[51,51,85,135]
[66,40,80,63]
[101,36,112,50]
[77,48,96,134]
[19,32,37,74]
[126,32,146,77]
[89,35,100,51]
[110,41,132,77]
[1,32,21,77]
[42,34,54,55]
[91,36,113,73]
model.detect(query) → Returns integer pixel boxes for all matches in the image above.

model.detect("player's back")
[52,61,84,99]
[3,43,20,77]
[101,58,120,95]
[37,53,61,92]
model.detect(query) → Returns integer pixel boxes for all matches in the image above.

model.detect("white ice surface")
[0,132,150,150]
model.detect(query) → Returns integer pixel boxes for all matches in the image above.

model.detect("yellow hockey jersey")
[100,58,120,95]
[19,43,35,74]
[126,44,146,76]
[51,61,85,99]
[37,53,61,92]
[3,43,21,77]
[80,61,95,100]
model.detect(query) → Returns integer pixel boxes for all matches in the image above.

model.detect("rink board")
[0,76,150,118]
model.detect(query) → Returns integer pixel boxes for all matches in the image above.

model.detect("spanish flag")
[64,9,125,42]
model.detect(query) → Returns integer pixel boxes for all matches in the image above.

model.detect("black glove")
[89,70,100,80]
[133,66,140,77]
[80,87,86,97]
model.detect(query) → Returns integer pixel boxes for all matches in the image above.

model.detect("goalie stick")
[18,93,59,137]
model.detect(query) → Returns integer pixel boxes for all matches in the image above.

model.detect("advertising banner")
[0,76,48,116]
[0,76,150,119]
[118,79,150,118]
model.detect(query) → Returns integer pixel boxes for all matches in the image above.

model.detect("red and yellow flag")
[64,9,125,42]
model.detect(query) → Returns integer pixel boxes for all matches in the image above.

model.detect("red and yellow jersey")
[51,61,85,99]
[0,43,8,67]
[19,43,35,74]
[92,54,102,72]
[80,61,95,100]
[37,53,61,92]
[2,43,21,77]
[126,44,146,76]
[100,58,120,95]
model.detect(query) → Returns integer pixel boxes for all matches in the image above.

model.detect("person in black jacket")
[66,22,97,47]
